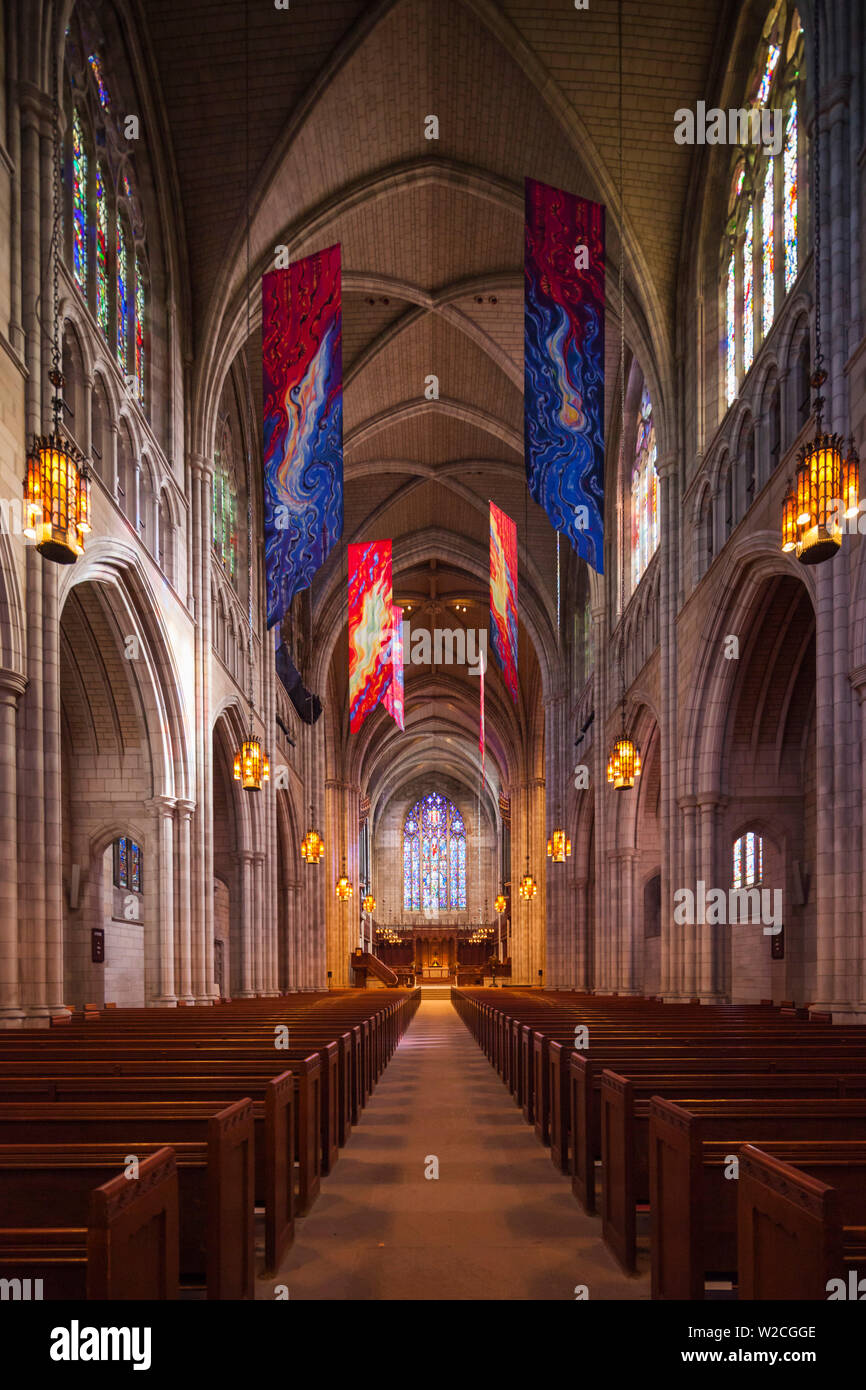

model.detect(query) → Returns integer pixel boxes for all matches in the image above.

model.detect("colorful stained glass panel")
[72,110,88,293]
[631,385,659,589]
[135,257,145,403]
[95,164,109,335]
[743,207,754,375]
[762,157,774,338]
[784,101,798,292]
[402,794,466,912]
[117,220,129,372]
[725,256,736,407]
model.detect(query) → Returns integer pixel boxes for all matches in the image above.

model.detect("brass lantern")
[336,869,353,902]
[518,861,537,901]
[795,433,844,564]
[362,893,376,914]
[233,736,269,791]
[547,828,572,862]
[841,438,861,521]
[607,734,641,790]
[300,804,324,864]
[494,892,507,915]
[24,374,92,565]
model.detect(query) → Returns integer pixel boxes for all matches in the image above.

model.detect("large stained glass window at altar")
[403,794,466,912]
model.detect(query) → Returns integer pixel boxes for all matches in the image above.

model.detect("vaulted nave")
[1,0,866,1337]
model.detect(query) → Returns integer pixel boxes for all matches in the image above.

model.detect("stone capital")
[0,669,28,701]
[655,453,678,481]
[145,794,177,818]
[175,798,196,820]
[849,664,866,698]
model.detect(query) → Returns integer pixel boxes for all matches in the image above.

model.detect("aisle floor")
[257,998,651,1300]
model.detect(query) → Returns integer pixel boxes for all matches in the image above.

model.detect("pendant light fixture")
[233,1,269,790]
[335,801,352,901]
[362,890,376,915]
[781,0,858,562]
[547,827,572,862]
[606,1,641,794]
[300,801,324,864]
[494,891,507,915]
[24,54,92,563]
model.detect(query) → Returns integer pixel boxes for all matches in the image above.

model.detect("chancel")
[0,0,865,1315]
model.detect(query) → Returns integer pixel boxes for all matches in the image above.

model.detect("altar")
[421,966,450,980]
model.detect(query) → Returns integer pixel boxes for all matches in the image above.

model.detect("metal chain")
[812,0,824,432]
[51,50,61,406]
[245,0,255,727]
[618,0,625,627]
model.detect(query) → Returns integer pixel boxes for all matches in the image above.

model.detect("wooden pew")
[648,1097,866,1299]
[600,1068,866,1272]
[0,1146,178,1299]
[0,1099,255,1299]
[737,1142,866,1299]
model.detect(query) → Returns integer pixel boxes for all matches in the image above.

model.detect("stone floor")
[256,998,651,1300]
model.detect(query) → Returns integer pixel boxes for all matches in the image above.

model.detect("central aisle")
[259,997,651,1300]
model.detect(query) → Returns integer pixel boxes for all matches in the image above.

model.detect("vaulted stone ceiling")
[140,0,733,800]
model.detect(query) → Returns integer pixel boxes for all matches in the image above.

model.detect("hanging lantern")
[233,737,269,791]
[547,828,572,863]
[781,433,844,565]
[300,805,324,865]
[336,871,353,902]
[494,893,507,914]
[23,376,92,565]
[518,860,537,901]
[607,734,641,790]
[841,438,860,520]
[781,482,798,552]
[362,893,376,914]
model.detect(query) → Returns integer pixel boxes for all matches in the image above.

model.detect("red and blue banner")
[384,603,404,732]
[490,502,518,706]
[524,178,605,573]
[349,541,393,734]
[262,244,343,628]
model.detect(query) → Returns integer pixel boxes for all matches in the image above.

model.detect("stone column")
[656,453,680,1003]
[237,849,255,997]
[614,848,640,993]
[0,672,27,1026]
[147,796,177,1006]
[253,850,265,995]
[670,796,698,1000]
[543,687,570,988]
[697,796,727,1001]
[175,799,195,1003]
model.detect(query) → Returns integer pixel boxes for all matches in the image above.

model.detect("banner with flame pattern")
[262,245,343,628]
[524,178,604,572]
[383,603,404,732]
[349,541,393,734]
[489,501,518,705]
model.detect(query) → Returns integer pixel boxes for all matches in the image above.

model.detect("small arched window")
[630,384,659,590]
[403,794,466,912]
[733,831,763,888]
[795,334,811,428]
[722,4,805,411]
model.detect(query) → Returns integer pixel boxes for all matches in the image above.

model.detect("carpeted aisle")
[257,997,651,1300]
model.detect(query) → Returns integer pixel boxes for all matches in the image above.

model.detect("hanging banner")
[524,177,605,572]
[262,244,343,628]
[349,540,393,733]
[479,655,486,780]
[489,501,518,705]
[384,603,405,732]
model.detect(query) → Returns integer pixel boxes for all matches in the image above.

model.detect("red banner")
[490,502,518,704]
[384,603,404,732]
[349,541,393,733]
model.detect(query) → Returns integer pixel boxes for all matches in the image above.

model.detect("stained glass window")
[116,218,130,373]
[402,794,466,912]
[761,156,774,339]
[784,99,798,291]
[732,831,763,889]
[130,842,142,893]
[755,43,781,105]
[135,256,145,403]
[725,255,736,407]
[213,427,238,584]
[742,207,754,376]
[630,384,659,590]
[95,164,109,335]
[72,110,88,293]
[88,53,111,108]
